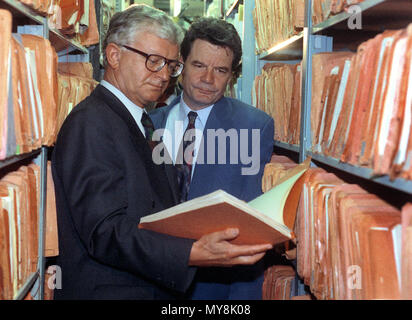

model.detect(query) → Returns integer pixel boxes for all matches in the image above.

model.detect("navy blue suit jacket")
[52,85,196,299]
[150,96,274,299]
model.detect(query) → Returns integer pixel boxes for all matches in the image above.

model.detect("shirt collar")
[100,80,147,136]
[179,94,214,128]
[101,80,147,116]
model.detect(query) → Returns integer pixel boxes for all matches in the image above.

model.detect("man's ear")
[106,43,121,70]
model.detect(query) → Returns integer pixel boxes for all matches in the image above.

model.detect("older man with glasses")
[51,4,272,300]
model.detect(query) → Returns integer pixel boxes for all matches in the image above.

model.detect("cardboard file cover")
[139,158,311,245]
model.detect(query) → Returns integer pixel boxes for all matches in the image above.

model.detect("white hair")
[102,4,184,67]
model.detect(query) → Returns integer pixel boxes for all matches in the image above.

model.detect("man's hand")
[188,228,273,267]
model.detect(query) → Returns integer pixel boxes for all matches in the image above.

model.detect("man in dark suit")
[150,18,275,299]
[51,5,272,300]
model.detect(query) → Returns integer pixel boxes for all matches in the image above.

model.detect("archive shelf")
[0,0,91,300]
[247,0,412,197]
[13,272,38,300]
[0,0,44,25]
[307,152,412,195]
[0,0,89,54]
[0,149,41,170]
[311,0,387,34]
[258,0,388,60]
[274,140,299,154]
[49,27,89,54]
[244,0,412,300]
[258,34,304,61]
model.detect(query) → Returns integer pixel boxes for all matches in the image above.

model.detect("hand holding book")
[139,158,311,245]
[188,228,273,267]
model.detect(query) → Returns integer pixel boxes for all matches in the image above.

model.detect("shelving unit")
[48,28,89,54]
[14,272,38,300]
[308,152,412,195]
[242,0,412,299]
[0,0,92,300]
[243,0,412,198]
[274,141,300,154]
[0,149,41,170]
[0,0,44,24]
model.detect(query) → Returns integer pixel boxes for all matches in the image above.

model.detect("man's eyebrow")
[191,60,206,65]
[191,60,230,71]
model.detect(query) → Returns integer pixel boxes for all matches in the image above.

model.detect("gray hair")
[102,4,184,67]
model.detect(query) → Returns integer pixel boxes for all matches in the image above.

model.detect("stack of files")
[48,0,99,47]
[56,62,98,133]
[0,10,60,160]
[252,63,301,144]
[262,154,298,193]
[0,10,12,160]
[18,0,52,16]
[79,0,99,47]
[262,265,296,300]
[48,0,84,36]
[20,34,59,147]
[295,167,402,299]
[253,0,363,53]
[312,0,365,25]
[311,51,354,151]
[0,164,41,300]
[401,203,412,299]
[295,167,344,299]
[45,161,58,258]
[253,0,304,54]
[261,155,300,300]
[330,0,366,15]
[311,24,412,181]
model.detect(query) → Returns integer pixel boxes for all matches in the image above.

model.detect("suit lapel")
[94,85,176,206]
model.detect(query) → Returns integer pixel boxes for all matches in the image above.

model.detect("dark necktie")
[176,111,198,203]
[141,112,157,150]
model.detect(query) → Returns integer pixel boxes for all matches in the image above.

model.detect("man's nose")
[157,64,171,81]
[201,68,214,84]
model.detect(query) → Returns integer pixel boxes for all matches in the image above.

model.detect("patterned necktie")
[141,112,157,150]
[176,111,198,203]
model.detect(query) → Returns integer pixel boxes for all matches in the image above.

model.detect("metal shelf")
[0,0,88,54]
[311,0,387,34]
[258,0,390,60]
[274,140,300,153]
[0,149,41,170]
[307,152,412,195]
[14,272,38,300]
[0,0,45,25]
[49,27,88,54]
[258,33,304,60]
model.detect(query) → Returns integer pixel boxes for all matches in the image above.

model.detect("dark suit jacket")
[52,85,196,300]
[150,96,274,299]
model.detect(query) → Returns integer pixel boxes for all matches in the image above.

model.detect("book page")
[248,157,310,225]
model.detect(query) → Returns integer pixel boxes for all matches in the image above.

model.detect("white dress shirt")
[164,95,214,177]
[100,80,148,137]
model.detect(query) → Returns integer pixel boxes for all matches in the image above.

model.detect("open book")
[139,157,311,245]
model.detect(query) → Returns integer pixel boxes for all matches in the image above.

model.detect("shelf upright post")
[36,146,48,300]
[34,19,50,301]
[240,0,256,105]
[299,0,314,163]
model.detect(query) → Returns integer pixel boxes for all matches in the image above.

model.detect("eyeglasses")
[122,45,184,78]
